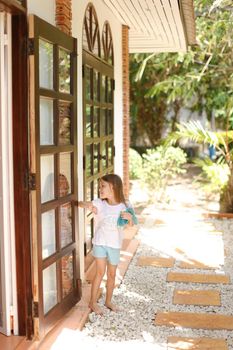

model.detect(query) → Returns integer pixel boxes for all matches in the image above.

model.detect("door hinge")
[112,79,115,91]
[83,155,86,170]
[33,302,39,318]
[28,38,35,56]
[82,65,85,78]
[113,145,115,157]
[28,173,36,191]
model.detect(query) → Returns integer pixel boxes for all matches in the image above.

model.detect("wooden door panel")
[28,15,80,338]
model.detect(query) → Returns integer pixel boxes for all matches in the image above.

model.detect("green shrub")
[142,146,187,201]
[129,148,143,179]
[194,157,230,197]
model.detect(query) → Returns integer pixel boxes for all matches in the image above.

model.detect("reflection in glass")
[62,253,74,297]
[105,77,109,102]
[108,109,113,135]
[42,210,56,259]
[41,155,54,203]
[86,145,92,177]
[59,101,71,145]
[108,140,114,166]
[93,144,99,174]
[93,70,99,101]
[86,182,93,201]
[60,203,72,248]
[93,107,99,137]
[40,98,54,145]
[86,67,92,100]
[94,180,99,199]
[102,142,107,170]
[59,153,72,197]
[100,109,106,136]
[59,48,71,93]
[109,78,113,103]
[39,39,53,90]
[86,105,92,138]
[43,263,57,314]
[102,75,106,102]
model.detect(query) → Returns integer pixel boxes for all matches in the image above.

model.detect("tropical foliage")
[166,120,233,211]
[130,0,233,146]
[141,146,187,202]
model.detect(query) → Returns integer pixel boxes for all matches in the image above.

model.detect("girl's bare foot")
[89,303,103,315]
[104,302,119,312]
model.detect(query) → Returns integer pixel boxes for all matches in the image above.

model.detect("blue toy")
[117,207,138,227]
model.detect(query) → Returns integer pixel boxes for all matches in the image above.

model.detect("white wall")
[27,0,55,25]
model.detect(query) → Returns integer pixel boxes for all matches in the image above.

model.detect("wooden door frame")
[12,9,33,339]
[0,0,32,339]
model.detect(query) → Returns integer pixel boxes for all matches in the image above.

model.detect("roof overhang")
[103,0,196,53]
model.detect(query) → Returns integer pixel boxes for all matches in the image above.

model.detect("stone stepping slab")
[173,289,221,306]
[155,311,233,330]
[178,260,220,270]
[167,336,228,350]
[167,272,230,284]
[137,256,175,268]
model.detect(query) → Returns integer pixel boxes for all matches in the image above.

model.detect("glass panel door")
[82,50,114,255]
[29,15,80,337]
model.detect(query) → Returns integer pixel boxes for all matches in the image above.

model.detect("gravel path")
[51,167,233,349]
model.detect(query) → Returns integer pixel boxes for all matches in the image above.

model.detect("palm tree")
[166,121,233,212]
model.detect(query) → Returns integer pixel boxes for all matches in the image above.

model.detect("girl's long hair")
[100,174,126,204]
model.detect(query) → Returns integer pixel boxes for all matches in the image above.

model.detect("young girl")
[78,174,136,315]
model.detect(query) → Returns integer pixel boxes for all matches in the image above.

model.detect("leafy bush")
[129,148,143,179]
[141,146,187,201]
[194,157,230,197]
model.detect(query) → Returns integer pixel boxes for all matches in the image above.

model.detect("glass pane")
[43,263,57,314]
[93,144,99,174]
[59,101,71,145]
[60,203,72,248]
[109,79,113,103]
[85,105,92,138]
[86,181,93,201]
[39,39,53,90]
[108,109,113,135]
[93,70,100,101]
[41,155,54,203]
[102,75,107,102]
[59,153,72,197]
[102,142,107,170]
[105,77,108,102]
[86,145,92,177]
[85,67,92,100]
[93,107,99,137]
[100,109,106,136]
[40,98,54,145]
[42,210,56,259]
[59,48,71,93]
[62,253,74,298]
[94,180,99,199]
[108,140,114,166]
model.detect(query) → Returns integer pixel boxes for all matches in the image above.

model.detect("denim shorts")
[92,245,120,265]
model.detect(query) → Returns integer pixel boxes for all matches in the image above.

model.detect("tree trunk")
[220,166,233,213]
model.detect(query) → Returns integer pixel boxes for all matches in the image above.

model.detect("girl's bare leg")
[89,258,107,315]
[105,263,118,311]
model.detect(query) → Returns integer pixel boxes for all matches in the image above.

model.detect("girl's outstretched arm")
[75,201,97,214]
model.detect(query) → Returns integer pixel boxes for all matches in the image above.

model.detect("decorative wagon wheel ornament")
[83,4,101,57]
[102,21,114,65]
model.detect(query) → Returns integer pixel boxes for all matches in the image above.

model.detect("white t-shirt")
[92,198,127,249]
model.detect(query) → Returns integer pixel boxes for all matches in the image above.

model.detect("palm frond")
[165,121,233,160]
